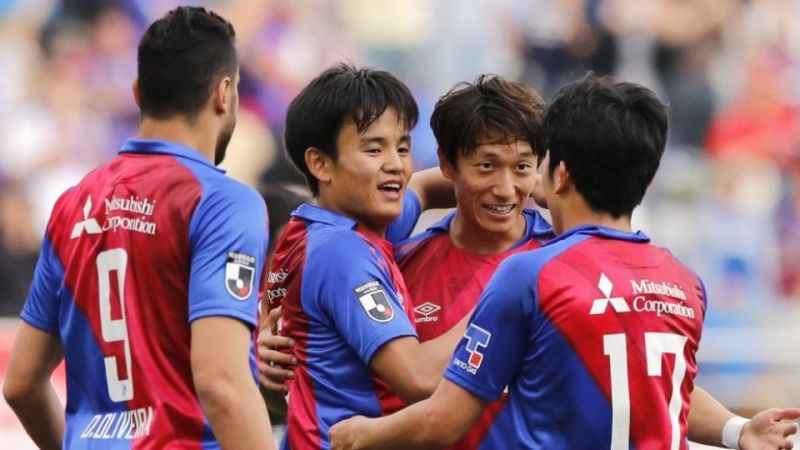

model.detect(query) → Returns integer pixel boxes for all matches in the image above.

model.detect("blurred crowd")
[0,0,799,324]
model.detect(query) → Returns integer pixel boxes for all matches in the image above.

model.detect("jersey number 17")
[604,332,688,450]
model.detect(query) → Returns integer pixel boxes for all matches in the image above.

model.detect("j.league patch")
[354,280,394,322]
[225,251,256,301]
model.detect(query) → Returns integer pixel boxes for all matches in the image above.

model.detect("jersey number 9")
[97,248,134,402]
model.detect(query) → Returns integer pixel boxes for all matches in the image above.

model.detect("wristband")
[722,416,749,449]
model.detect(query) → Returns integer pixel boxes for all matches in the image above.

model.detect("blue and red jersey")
[266,203,418,450]
[394,209,553,449]
[445,225,707,449]
[21,139,268,449]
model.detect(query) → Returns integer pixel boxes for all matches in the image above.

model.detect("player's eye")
[398,146,411,155]
[477,162,493,170]
[517,162,533,171]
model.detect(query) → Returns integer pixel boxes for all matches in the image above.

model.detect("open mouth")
[482,204,515,215]
[378,182,402,193]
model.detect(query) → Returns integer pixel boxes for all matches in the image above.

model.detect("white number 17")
[604,332,688,450]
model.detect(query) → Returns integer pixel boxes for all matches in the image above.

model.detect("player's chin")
[373,201,403,222]
[372,205,403,228]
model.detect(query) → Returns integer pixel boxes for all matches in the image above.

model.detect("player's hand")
[739,408,800,450]
[329,415,369,450]
[257,306,297,392]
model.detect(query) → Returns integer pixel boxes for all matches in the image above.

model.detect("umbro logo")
[71,197,102,239]
[589,273,630,315]
[414,302,441,316]
[414,301,441,324]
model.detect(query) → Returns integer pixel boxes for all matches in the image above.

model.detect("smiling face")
[320,108,413,236]
[444,138,537,248]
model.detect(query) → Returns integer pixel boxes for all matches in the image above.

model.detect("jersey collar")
[119,139,224,173]
[292,203,358,229]
[548,224,650,246]
[427,209,554,239]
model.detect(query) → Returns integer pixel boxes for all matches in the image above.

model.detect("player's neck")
[554,195,632,235]
[449,210,526,255]
[137,116,216,163]
[315,193,388,238]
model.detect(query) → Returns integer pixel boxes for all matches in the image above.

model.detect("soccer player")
[264,63,471,449]
[263,73,800,449]
[393,75,553,449]
[2,7,275,450]
[328,74,798,449]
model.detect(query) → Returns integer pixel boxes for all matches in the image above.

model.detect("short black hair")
[431,75,545,166]
[544,73,669,217]
[284,63,419,196]
[137,6,237,119]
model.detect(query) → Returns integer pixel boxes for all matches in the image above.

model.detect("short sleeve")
[187,182,268,329]
[20,236,63,334]
[384,189,421,243]
[305,233,417,364]
[444,254,534,401]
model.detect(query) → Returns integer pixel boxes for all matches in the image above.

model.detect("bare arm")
[3,322,65,450]
[192,317,276,450]
[688,386,800,449]
[329,379,488,449]
[408,167,455,211]
[369,308,472,403]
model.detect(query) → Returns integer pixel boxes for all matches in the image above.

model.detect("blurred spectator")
[0,182,39,315]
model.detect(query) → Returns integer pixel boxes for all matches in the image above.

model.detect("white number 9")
[96,248,134,402]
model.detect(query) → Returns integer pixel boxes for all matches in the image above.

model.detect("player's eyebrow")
[517,149,535,158]
[476,148,535,159]
[359,134,411,146]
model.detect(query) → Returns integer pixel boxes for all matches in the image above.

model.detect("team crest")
[354,281,394,322]
[225,252,256,301]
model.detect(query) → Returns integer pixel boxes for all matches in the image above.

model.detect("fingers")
[259,372,290,393]
[258,334,295,351]
[266,306,282,332]
[781,421,799,437]
[772,408,800,422]
[257,358,293,391]
[259,347,297,367]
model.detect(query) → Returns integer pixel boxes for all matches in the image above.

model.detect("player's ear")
[305,147,333,185]
[438,148,455,181]
[553,161,571,195]
[212,75,233,114]
[132,79,141,108]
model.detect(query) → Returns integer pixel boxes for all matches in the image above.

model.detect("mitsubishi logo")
[589,273,630,315]
[70,197,102,239]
